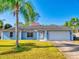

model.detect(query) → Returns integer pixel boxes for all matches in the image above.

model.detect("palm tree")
[20,2,39,26]
[64,17,79,32]
[0,0,23,47]
[0,0,38,48]
[70,18,79,32]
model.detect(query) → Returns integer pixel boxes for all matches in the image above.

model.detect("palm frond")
[24,2,39,23]
[20,6,30,22]
[0,0,39,26]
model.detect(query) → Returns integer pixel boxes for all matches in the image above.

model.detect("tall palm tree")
[0,0,24,47]
[0,0,38,48]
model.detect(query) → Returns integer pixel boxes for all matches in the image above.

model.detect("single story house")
[0,24,73,41]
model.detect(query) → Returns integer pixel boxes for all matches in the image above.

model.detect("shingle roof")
[30,22,41,26]
[3,25,71,31]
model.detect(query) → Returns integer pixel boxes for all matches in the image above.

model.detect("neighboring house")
[0,23,73,41]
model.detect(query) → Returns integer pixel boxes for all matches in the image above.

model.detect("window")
[27,32,33,37]
[10,32,13,37]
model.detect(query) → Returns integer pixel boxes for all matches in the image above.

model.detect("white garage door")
[48,31,70,40]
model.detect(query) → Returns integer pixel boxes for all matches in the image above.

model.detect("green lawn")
[0,40,66,59]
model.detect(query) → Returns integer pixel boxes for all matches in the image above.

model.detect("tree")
[70,18,79,32]
[64,21,69,26]
[0,20,3,29]
[4,23,12,29]
[0,0,38,48]
[64,17,79,32]
[20,2,39,26]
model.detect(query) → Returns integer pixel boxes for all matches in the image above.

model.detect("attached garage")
[48,30,72,41]
[38,25,73,41]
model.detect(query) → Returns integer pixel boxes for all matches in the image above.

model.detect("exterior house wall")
[36,31,40,40]
[44,31,48,40]
[38,31,48,41]
[21,32,27,39]
[21,31,39,40]
[33,32,38,39]
[3,32,11,40]
[3,31,21,40]
[1,32,3,39]
[69,30,73,40]
[2,30,72,41]
[2,31,50,40]
[2,31,39,40]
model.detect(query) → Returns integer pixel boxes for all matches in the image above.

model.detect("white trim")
[19,31,22,40]
[34,30,39,40]
[37,31,39,40]
[1,32,3,40]
[44,30,47,41]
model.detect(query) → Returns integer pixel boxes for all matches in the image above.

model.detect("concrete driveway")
[52,41,79,59]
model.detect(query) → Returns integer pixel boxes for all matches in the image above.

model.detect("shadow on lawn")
[0,43,53,55]
[0,45,15,47]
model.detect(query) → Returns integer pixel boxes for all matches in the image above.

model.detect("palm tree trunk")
[15,2,19,47]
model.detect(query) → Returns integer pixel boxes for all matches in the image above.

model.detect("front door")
[40,31,44,40]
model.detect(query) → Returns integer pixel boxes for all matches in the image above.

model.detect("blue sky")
[0,0,79,26]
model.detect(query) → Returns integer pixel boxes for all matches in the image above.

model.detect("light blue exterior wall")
[36,32,40,40]
[2,31,47,40]
[21,32,27,39]
[21,31,39,40]
[69,30,73,40]
[3,31,20,40]
[44,31,48,40]
[3,32,10,40]
[33,32,37,39]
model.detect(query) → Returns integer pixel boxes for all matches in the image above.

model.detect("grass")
[0,40,66,59]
